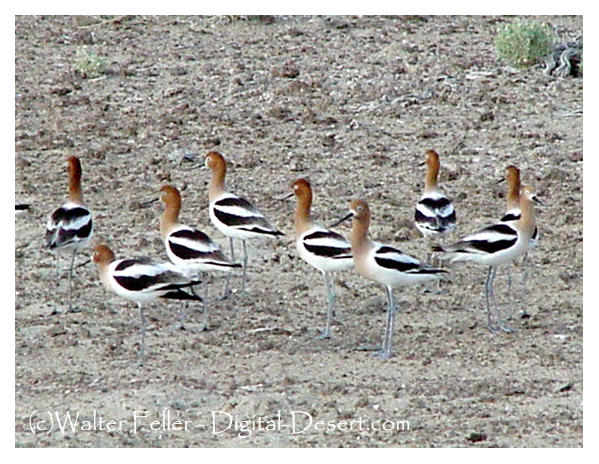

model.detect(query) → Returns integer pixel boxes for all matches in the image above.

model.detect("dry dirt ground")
[15,15,582,447]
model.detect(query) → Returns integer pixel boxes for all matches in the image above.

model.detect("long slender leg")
[485,266,498,332]
[50,252,61,315]
[66,250,78,313]
[488,266,499,322]
[175,302,188,330]
[317,271,334,340]
[241,240,249,294]
[221,238,235,299]
[381,286,396,360]
[138,303,146,366]
[192,283,209,331]
[496,265,514,333]
[54,252,60,285]
[504,264,513,321]
[520,253,531,318]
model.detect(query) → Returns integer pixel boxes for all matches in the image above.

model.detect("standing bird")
[92,244,202,365]
[414,150,456,292]
[159,184,241,329]
[433,184,538,332]
[45,156,93,314]
[332,199,446,360]
[499,166,539,318]
[414,149,456,242]
[290,178,353,339]
[205,151,283,297]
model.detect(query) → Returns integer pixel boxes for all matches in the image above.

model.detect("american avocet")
[45,156,93,314]
[290,178,353,339]
[92,244,202,364]
[159,184,241,329]
[414,149,456,240]
[205,151,283,297]
[499,166,539,317]
[332,199,446,360]
[414,149,455,292]
[434,183,538,332]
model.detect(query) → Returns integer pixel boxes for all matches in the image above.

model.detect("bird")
[159,184,241,330]
[433,182,538,333]
[499,166,539,309]
[92,244,202,365]
[205,151,283,297]
[289,178,353,339]
[45,156,93,314]
[414,149,456,241]
[331,199,446,360]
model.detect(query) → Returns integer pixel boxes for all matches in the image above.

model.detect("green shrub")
[74,47,107,79]
[495,19,554,68]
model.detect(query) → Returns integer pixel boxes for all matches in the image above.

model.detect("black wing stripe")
[304,243,352,258]
[418,197,451,210]
[374,256,422,273]
[215,196,258,211]
[465,238,518,254]
[214,208,270,228]
[170,228,213,244]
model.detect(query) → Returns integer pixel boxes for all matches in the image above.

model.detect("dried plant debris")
[544,40,583,77]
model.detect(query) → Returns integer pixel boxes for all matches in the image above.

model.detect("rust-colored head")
[205,151,227,199]
[349,199,370,221]
[67,156,82,178]
[425,149,440,168]
[92,244,115,266]
[205,151,227,172]
[159,184,182,236]
[67,156,84,203]
[424,149,441,190]
[291,178,313,233]
[292,178,312,200]
[505,165,521,208]
[160,184,182,207]
[505,165,521,187]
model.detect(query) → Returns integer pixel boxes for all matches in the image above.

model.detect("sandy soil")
[15,15,582,447]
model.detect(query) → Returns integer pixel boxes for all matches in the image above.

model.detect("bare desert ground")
[15,15,582,447]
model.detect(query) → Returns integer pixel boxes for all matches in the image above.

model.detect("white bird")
[414,149,456,240]
[290,178,353,339]
[45,156,93,314]
[499,166,539,318]
[434,182,538,332]
[159,184,241,329]
[92,244,202,365]
[205,151,283,297]
[333,199,446,360]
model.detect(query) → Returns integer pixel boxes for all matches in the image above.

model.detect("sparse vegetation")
[74,47,107,79]
[495,19,554,68]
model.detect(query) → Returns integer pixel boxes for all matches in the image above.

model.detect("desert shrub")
[74,47,107,79]
[495,19,554,68]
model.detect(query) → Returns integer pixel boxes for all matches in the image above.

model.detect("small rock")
[466,432,487,443]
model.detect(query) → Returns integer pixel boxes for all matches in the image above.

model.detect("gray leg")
[381,286,396,360]
[520,253,531,318]
[504,264,514,321]
[221,238,235,299]
[317,272,335,339]
[485,266,498,332]
[66,250,78,313]
[193,284,209,331]
[50,252,61,315]
[138,303,146,366]
[241,240,249,294]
